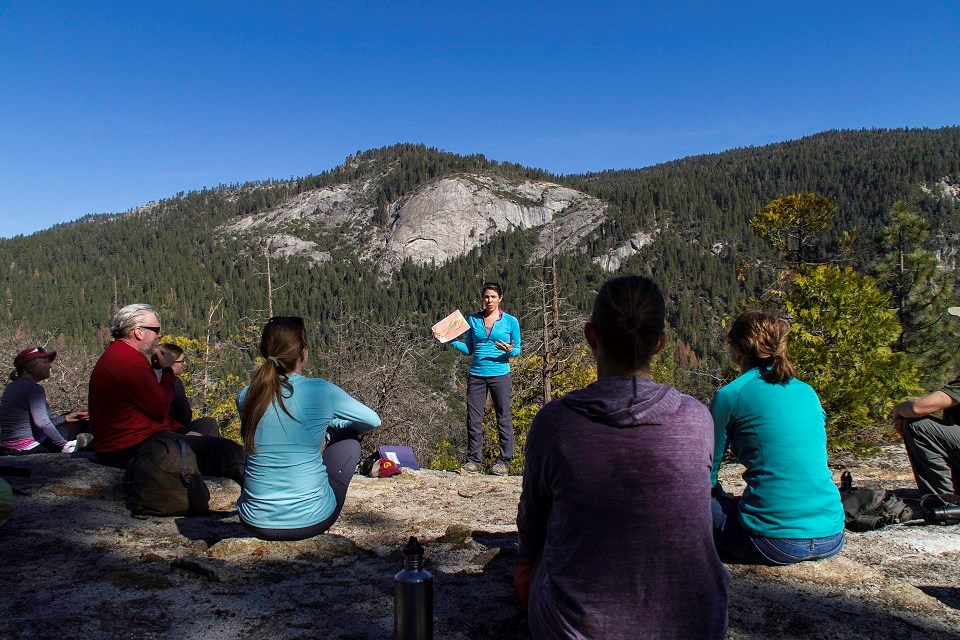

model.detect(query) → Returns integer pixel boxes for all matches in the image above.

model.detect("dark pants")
[242,428,361,541]
[466,373,513,465]
[56,420,90,441]
[902,416,960,495]
[97,429,246,484]
[178,417,221,438]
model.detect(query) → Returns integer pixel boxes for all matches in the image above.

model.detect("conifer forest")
[2,127,959,465]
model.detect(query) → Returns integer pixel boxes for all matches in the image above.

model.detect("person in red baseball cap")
[0,346,91,454]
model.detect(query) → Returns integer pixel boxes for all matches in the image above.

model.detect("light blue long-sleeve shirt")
[710,367,843,539]
[450,311,521,377]
[236,373,380,530]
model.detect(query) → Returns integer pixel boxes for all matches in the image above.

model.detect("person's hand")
[513,560,533,609]
[154,347,175,370]
[893,413,906,438]
[65,410,88,422]
[495,340,514,353]
[513,560,533,608]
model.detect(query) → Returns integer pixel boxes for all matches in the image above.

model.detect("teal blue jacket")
[236,374,380,530]
[710,367,843,538]
[450,311,521,377]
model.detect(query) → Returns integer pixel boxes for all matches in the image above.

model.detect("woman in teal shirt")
[710,311,844,565]
[237,316,380,541]
[449,282,521,477]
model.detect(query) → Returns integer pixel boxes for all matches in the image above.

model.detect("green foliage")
[751,193,838,266]
[427,438,461,471]
[872,200,960,386]
[492,347,597,474]
[651,339,705,392]
[784,265,923,451]
[2,130,960,461]
[160,333,246,442]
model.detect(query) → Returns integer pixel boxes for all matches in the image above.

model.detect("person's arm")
[26,388,67,449]
[327,383,381,434]
[57,410,88,423]
[124,360,176,421]
[515,408,552,608]
[516,410,551,564]
[708,388,734,488]
[169,378,193,426]
[893,390,957,434]
[449,325,475,356]
[508,316,521,357]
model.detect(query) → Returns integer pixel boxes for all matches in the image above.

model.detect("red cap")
[14,347,57,370]
[373,458,401,478]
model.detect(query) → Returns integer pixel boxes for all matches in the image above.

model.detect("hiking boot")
[491,462,509,477]
[459,462,481,475]
[75,433,94,451]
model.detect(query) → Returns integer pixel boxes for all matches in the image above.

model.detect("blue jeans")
[711,494,844,565]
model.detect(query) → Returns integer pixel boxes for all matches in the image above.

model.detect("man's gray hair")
[110,303,159,339]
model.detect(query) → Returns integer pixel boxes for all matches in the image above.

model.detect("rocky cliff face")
[218,174,608,271]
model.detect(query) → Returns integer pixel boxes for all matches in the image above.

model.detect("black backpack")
[840,485,913,531]
[123,432,210,516]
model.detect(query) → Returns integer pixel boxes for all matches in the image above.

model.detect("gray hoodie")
[517,376,729,640]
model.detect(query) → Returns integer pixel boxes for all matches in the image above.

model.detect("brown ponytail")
[589,275,666,371]
[240,317,308,451]
[728,311,795,384]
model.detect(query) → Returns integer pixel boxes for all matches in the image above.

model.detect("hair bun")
[618,310,644,332]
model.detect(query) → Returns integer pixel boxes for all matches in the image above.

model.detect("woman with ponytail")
[516,275,729,639]
[710,311,844,565]
[237,317,380,541]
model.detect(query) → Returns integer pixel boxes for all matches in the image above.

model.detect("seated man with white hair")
[88,303,244,483]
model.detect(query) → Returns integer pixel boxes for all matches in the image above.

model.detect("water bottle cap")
[403,536,424,556]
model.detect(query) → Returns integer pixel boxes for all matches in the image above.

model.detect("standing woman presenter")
[449,282,521,476]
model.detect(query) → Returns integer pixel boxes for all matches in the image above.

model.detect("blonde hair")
[728,311,795,384]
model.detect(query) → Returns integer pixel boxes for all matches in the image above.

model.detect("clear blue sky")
[1,1,958,238]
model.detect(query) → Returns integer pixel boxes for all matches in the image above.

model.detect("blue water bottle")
[394,536,433,640]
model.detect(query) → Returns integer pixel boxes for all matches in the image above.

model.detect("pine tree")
[873,200,959,386]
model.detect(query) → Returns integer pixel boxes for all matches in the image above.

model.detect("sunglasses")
[138,326,162,335]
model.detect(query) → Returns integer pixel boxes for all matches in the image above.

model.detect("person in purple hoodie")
[515,274,729,640]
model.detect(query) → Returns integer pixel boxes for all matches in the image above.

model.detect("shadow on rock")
[175,509,246,544]
[917,585,960,611]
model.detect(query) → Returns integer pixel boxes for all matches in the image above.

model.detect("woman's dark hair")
[728,311,795,384]
[589,275,665,371]
[481,282,503,297]
[240,317,308,451]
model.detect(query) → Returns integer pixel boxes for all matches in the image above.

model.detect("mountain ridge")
[1,129,958,379]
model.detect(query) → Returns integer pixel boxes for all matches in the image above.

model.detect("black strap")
[176,438,190,487]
